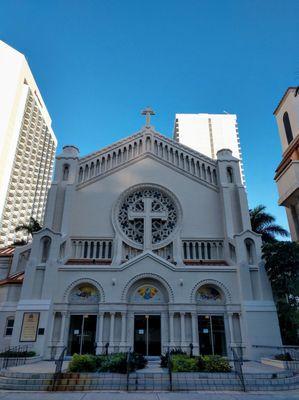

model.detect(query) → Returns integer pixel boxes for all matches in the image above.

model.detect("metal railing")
[126,347,132,391]
[252,344,299,370]
[230,347,246,392]
[167,347,173,391]
[0,345,31,370]
[51,346,67,391]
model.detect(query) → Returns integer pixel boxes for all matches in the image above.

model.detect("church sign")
[20,312,40,342]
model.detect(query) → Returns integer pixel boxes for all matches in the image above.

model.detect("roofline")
[273,87,298,115]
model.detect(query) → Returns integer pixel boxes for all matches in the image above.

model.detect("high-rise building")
[173,113,245,183]
[0,41,57,246]
[274,87,299,242]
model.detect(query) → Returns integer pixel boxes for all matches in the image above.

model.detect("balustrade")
[77,133,218,187]
[182,240,223,260]
[71,239,113,260]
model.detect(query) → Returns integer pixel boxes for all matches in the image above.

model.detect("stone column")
[127,312,135,350]
[96,312,104,354]
[180,312,186,348]
[120,312,127,350]
[109,312,115,352]
[191,312,199,355]
[57,311,67,347]
[228,312,235,346]
[169,312,175,347]
[46,311,56,359]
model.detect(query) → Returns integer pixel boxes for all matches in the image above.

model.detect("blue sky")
[1,0,298,231]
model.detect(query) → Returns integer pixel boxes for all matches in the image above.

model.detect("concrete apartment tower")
[173,113,245,183]
[0,41,57,247]
[274,87,299,242]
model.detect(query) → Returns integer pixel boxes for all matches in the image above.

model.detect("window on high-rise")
[283,112,293,144]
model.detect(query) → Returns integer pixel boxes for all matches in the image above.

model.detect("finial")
[141,107,155,127]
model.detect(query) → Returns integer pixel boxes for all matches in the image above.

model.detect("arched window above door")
[69,284,100,304]
[196,285,223,304]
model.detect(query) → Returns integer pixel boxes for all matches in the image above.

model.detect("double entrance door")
[68,315,97,355]
[198,315,226,356]
[134,315,161,356]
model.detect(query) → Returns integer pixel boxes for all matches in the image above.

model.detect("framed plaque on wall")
[20,312,40,342]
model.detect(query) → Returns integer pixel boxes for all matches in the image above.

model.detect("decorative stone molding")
[190,279,232,304]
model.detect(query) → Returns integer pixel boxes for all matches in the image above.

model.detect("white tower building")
[173,113,245,183]
[0,41,57,247]
[274,87,299,242]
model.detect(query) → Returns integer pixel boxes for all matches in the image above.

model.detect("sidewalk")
[0,390,298,399]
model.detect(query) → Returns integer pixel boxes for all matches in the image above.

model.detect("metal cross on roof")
[141,107,155,127]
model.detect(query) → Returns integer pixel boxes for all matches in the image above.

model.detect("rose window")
[117,187,178,248]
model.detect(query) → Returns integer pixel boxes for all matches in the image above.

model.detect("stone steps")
[0,370,298,391]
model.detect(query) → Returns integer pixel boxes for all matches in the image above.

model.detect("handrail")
[167,347,173,391]
[0,345,30,370]
[252,344,299,365]
[51,346,67,391]
[231,347,246,392]
[126,347,131,391]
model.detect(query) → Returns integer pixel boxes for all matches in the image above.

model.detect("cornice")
[76,152,219,192]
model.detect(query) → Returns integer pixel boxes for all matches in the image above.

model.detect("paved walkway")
[7,360,285,375]
[0,390,298,399]
[7,361,69,373]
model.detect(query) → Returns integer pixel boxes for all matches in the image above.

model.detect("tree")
[249,204,289,243]
[15,217,42,238]
[262,241,299,345]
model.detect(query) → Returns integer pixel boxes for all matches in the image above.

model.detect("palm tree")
[15,217,42,237]
[249,204,289,243]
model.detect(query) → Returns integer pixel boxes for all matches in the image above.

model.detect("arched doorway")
[195,284,228,356]
[67,283,100,355]
[127,278,169,356]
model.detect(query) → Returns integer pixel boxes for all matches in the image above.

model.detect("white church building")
[0,110,282,360]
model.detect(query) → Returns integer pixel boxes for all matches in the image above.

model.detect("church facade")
[0,115,282,360]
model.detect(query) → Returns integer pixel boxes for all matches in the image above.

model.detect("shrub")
[275,353,293,361]
[130,352,147,370]
[160,348,187,368]
[68,354,97,372]
[98,352,147,374]
[0,350,36,358]
[201,355,231,372]
[171,354,198,372]
[99,353,127,373]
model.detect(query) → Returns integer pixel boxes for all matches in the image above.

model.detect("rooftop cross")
[141,107,155,127]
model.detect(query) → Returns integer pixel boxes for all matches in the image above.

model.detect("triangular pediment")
[118,250,176,271]
[77,127,218,190]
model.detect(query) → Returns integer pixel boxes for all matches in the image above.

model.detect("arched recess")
[62,164,70,181]
[63,278,105,303]
[244,238,256,265]
[40,236,51,263]
[227,167,234,183]
[190,279,232,304]
[121,273,174,303]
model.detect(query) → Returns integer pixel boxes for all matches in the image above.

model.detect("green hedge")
[0,350,36,358]
[199,355,231,372]
[68,352,147,374]
[172,354,198,372]
[68,354,97,372]
[160,348,187,368]
[170,354,231,373]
